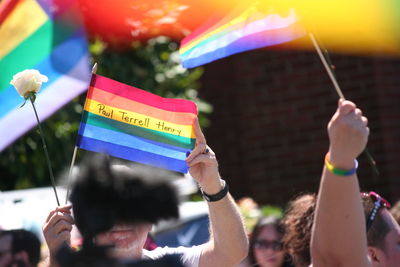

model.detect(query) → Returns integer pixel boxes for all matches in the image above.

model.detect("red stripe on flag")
[0,0,20,25]
[181,15,224,46]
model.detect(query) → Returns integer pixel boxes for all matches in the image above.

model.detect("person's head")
[282,193,316,267]
[362,192,400,267]
[0,229,41,267]
[390,200,400,225]
[69,155,180,260]
[249,216,292,267]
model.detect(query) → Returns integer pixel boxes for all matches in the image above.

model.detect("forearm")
[311,156,370,267]
[200,180,248,266]
[38,255,59,267]
[186,124,248,266]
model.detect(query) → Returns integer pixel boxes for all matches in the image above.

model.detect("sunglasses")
[253,240,283,251]
[362,191,391,231]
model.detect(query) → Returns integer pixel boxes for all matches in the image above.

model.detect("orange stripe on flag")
[88,86,197,126]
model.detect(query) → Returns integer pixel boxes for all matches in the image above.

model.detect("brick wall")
[199,48,400,206]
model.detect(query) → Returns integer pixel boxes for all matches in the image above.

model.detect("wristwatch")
[201,179,229,202]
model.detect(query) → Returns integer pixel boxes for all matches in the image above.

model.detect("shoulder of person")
[143,245,203,260]
[143,245,204,267]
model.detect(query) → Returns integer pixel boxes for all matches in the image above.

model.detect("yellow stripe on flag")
[84,99,196,139]
[0,0,48,59]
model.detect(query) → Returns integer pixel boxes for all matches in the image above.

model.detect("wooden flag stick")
[309,33,379,176]
[65,146,78,204]
[65,63,98,204]
[309,33,345,99]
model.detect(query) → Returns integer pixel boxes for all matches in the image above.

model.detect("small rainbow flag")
[77,74,198,173]
[0,0,90,151]
[179,4,305,68]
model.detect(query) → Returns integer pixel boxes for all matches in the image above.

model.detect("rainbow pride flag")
[180,0,400,58]
[0,0,90,151]
[77,74,198,173]
[179,4,305,68]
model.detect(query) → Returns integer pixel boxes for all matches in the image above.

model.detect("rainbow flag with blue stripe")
[0,0,90,151]
[179,4,305,68]
[77,74,198,173]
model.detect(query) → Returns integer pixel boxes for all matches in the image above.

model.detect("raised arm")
[186,119,248,267]
[311,99,371,267]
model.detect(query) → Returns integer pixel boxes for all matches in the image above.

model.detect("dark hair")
[249,216,294,267]
[390,200,400,225]
[0,229,41,266]
[70,155,180,241]
[57,243,184,267]
[361,193,391,251]
[282,193,316,267]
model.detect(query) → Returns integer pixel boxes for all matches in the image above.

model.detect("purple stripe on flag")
[77,122,187,159]
[77,135,189,173]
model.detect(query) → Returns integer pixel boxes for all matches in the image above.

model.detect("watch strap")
[201,180,229,202]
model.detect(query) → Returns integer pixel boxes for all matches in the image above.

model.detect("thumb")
[338,99,356,115]
[193,117,205,143]
[337,98,344,108]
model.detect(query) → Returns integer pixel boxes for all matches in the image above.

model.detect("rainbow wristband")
[325,154,358,176]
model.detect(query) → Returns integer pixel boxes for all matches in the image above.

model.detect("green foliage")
[259,205,283,218]
[0,98,84,190]
[189,193,204,202]
[237,197,284,233]
[0,37,211,191]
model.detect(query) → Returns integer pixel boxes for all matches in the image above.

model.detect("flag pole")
[65,63,98,204]
[65,146,78,204]
[309,33,345,99]
[309,32,379,176]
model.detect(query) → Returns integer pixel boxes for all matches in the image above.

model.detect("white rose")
[10,69,48,98]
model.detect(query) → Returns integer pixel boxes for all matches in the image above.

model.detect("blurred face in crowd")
[253,225,285,267]
[0,233,12,266]
[95,223,152,260]
[370,210,400,267]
